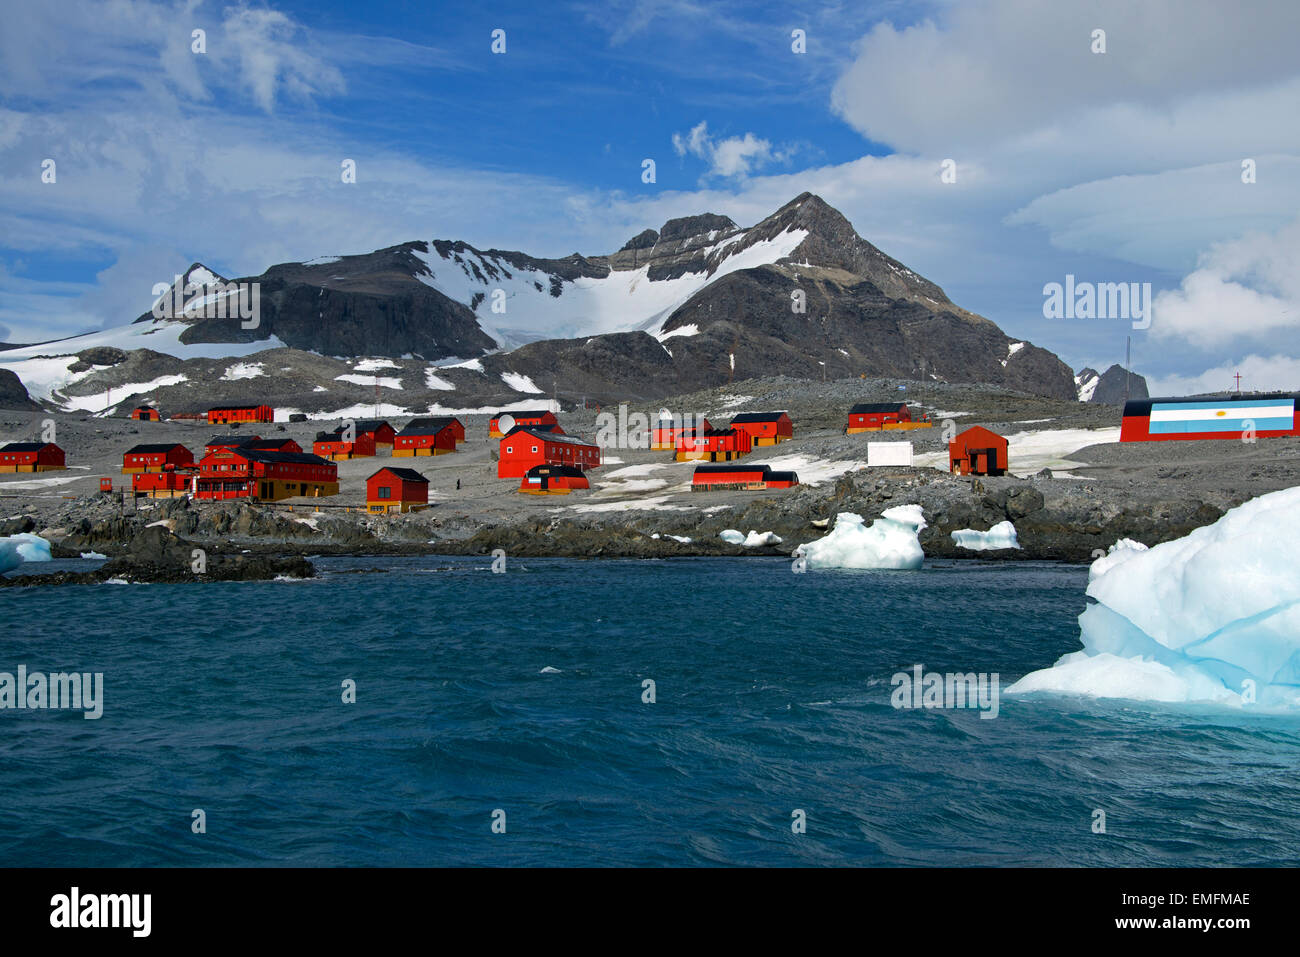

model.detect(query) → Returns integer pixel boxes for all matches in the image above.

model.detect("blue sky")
[2,0,1299,395]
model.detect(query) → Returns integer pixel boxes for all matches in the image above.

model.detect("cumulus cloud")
[672,121,793,179]
[1149,217,1300,349]
[1146,354,1300,396]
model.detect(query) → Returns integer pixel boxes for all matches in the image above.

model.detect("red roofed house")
[0,442,66,473]
[393,418,458,457]
[729,411,793,446]
[488,409,558,438]
[121,443,194,474]
[846,402,922,433]
[949,426,1008,477]
[196,447,338,501]
[207,405,274,425]
[498,429,600,478]
[130,406,160,422]
[366,467,429,513]
[691,463,800,491]
[674,427,752,462]
[313,426,377,460]
[651,415,712,451]
[519,464,590,494]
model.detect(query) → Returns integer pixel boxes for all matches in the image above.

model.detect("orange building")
[121,443,194,474]
[366,467,429,513]
[0,442,66,473]
[729,411,793,446]
[519,464,590,494]
[949,426,1008,476]
[488,409,558,438]
[130,406,160,422]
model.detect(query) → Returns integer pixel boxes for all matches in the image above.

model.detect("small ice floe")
[650,533,692,543]
[80,551,108,560]
[794,507,926,570]
[720,529,782,547]
[539,666,563,674]
[951,520,1020,551]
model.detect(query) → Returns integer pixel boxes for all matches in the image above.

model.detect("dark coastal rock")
[0,369,41,411]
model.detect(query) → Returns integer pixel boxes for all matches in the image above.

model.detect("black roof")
[730,411,789,423]
[849,402,908,414]
[369,466,428,483]
[766,471,799,483]
[225,448,334,466]
[397,417,459,436]
[240,438,298,449]
[125,443,189,454]
[503,423,561,436]
[1122,393,1299,418]
[0,442,55,452]
[206,434,261,446]
[702,428,740,436]
[693,463,771,475]
[525,464,585,478]
[492,409,553,419]
[351,419,391,433]
[514,429,595,447]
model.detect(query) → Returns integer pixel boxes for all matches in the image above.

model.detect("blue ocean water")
[1,555,1298,867]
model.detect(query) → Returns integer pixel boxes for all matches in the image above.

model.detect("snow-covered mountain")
[1,192,1081,411]
[1075,365,1148,404]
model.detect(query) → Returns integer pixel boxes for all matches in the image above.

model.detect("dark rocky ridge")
[0,368,39,410]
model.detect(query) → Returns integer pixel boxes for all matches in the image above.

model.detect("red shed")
[240,438,302,453]
[674,427,752,462]
[207,405,274,425]
[121,443,194,474]
[366,466,429,513]
[313,426,377,460]
[847,402,912,432]
[354,419,397,449]
[498,429,600,478]
[489,409,558,438]
[393,417,458,457]
[519,464,590,494]
[949,426,1008,476]
[130,406,160,422]
[651,415,712,450]
[729,411,793,446]
[0,442,66,473]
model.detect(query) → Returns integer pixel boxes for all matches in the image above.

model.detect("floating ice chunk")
[794,507,926,570]
[743,531,782,547]
[1008,487,1300,708]
[80,551,107,560]
[0,532,52,573]
[719,529,745,544]
[951,520,1020,551]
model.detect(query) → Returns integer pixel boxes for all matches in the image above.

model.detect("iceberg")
[719,529,782,547]
[951,520,1020,551]
[0,532,52,574]
[1008,487,1300,708]
[794,506,926,570]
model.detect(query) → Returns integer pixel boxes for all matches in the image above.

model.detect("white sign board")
[867,441,913,467]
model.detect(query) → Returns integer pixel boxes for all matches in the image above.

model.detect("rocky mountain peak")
[657,213,738,244]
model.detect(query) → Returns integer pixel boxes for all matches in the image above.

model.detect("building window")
[378,486,391,499]
[505,446,513,454]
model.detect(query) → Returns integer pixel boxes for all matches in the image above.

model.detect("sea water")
[1,555,1298,866]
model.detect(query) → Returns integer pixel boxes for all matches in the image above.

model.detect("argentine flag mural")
[1148,398,1296,434]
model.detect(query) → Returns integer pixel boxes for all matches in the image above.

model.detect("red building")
[949,426,1008,476]
[847,402,916,432]
[207,405,274,425]
[0,442,66,473]
[498,429,600,478]
[121,443,194,473]
[652,415,712,451]
[313,427,377,460]
[674,427,752,462]
[355,419,397,449]
[393,418,458,457]
[366,467,429,513]
[132,469,193,498]
[130,406,160,422]
[240,438,302,453]
[488,409,558,438]
[519,464,590,494]
[729,411,793,446]
[691,464,799,491]
[196,447,338,501]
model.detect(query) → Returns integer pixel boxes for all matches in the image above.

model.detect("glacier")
[951,520,1020,551]
[0,533,53,575]
[1008,487,1300,708]
[794,507,927,570]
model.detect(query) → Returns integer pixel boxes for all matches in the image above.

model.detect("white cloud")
[1148,217,1300,349]
[1146,354,1300,396]
[672,121,791,179]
